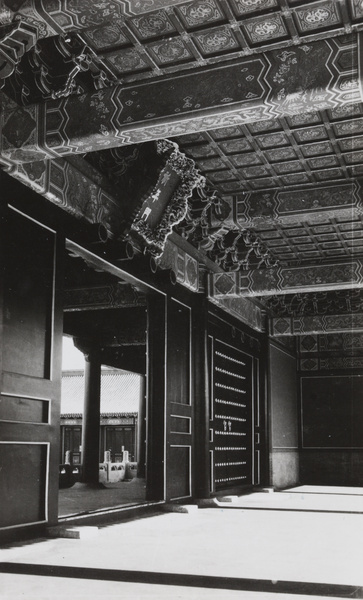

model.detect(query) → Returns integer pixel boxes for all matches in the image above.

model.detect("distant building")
[60,369,141,463]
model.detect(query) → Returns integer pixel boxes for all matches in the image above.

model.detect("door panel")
[0,205,63,532]
[211,338,253,491]
[166,298,193,501]
[0,442,48,528]
[2,210,53,379]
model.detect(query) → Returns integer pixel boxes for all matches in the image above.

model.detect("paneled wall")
[298,333,363,486]
[269,339,299,490]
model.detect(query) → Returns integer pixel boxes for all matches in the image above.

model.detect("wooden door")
[166,298,193,501]
[60,426,82,463]
[0,204,63,533]
[104,426,135,461]
[210,338,254,491]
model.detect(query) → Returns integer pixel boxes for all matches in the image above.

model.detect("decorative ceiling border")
[209,260,363,298]
[270,313,363,336]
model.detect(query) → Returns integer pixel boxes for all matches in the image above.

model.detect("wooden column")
[192,296,210,499]
[81,348,102,486]
[145,294,166,501]
[137,375,147,479]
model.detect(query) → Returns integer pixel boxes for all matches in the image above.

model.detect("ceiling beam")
[270,314,363,336]
[1,36,360,163]
[0,162,202,293]
[100,346,145,375]
[1,155,124,230]
[212,181,363,230]
[209,296,265,333]
[209,260,363,298]
[64,307,147,345]
[64,283,146,312]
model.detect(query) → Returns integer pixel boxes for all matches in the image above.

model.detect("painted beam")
[0,156,124,232]
[210,182,363,230]
[1,36,361,163]
[209,260,363,298]
[64,283,146,312]
[1,154,218,297]
[270,314,363,336]
[299,355,363,371]
[209,296,265,333]
[1,138,204,258]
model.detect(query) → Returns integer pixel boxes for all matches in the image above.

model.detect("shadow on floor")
[58,478,146,517]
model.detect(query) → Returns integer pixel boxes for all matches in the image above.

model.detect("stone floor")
[1,486,363,599]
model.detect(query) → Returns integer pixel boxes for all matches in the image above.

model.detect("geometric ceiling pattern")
[245,214,363,265]
[3,0,363,91]
[2,0,363,333]
[175,100,363,196]
[2,1,362,107]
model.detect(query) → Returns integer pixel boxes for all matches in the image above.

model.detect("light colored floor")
[284,485,363,495]
[1,487,363,599]
[215,486,363,513]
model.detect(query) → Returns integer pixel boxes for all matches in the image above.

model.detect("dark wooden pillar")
[81,348,102,485]
[193,296,210,499]
[137,375,147,478]
[146,294,166,501]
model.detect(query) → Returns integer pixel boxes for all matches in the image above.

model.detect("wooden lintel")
[64,284,146,312]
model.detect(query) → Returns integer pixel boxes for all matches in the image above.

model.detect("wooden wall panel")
[168,446,190,500]
[269,342,299,489]
[270,344,298,450]
[301,375,363,448]
[0,443,48,529]
[2,211,53,378]
[0,204,63,535]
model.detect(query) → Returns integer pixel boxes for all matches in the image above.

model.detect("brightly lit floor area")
[1,486,363,600]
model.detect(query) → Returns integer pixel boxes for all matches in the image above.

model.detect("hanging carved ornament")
[131,140,205,257]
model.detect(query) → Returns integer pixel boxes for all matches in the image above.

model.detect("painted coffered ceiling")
[1,0,363,333]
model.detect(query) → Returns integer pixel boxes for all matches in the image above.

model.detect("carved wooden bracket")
[130,139,205,257]
[0,19,41,82]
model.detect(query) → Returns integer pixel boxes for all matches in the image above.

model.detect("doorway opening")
[59,336,147,517]
[58,244,150,518]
